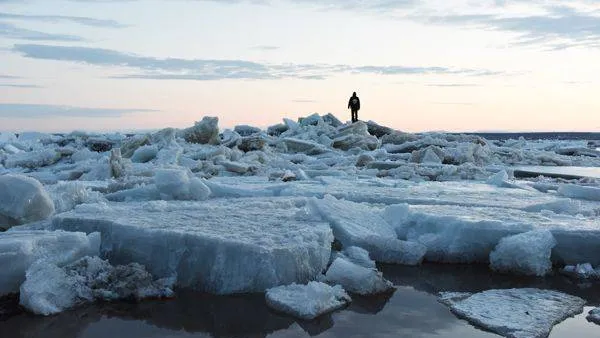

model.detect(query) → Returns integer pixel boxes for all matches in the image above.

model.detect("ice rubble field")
[1,114,600,332]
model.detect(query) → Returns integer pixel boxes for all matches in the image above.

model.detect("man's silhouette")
[348,92,360,123]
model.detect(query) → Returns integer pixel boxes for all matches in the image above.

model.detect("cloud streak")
[0,22,83,41]
[0,84,43,88]
[0,12,125,28]
[418,5,600,50]
[0,103,156,118]
[13,44,501,80]
[69,0,417,11]
[67,1,599,50]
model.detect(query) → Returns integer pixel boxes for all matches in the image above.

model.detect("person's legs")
[352,110,357,122]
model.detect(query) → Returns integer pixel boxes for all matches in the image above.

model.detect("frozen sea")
[1,117,600,337]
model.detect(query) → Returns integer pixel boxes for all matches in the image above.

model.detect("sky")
[0,0,599,133]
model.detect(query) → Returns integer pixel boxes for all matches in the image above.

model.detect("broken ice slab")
[0,230,100,296]
[265,281,350,320]
[52,198,333,294]
[208,176,589,214]
[387,204,600,265]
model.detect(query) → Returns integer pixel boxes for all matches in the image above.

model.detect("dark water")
[2,264,599,338]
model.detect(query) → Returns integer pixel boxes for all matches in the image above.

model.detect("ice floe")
[439,288,585,338]
[265,281,351,320]
[52,198,333,294]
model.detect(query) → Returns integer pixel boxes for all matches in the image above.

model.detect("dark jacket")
[348,95,360,111]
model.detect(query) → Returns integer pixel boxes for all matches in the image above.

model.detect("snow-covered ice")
[181,116,220,145]
[308,195,426,265]
[47,181,106,213]
[385,203,600,265]
[104,169,211,202]
[557,184,600,201]
[0,230,100,295]
[0,113,598,324]
[265,281,351,320]
[154,169,211,201]
[279,179,582,213]
[486,169,510,187]
[342,246,376,269]
[20,256,174,315]
[324,257,394,295]
[130,145,158,163]
[0,175,55,230]
[489,230,556,276]
[52,198,333,294]
[439,289,585,338]
[4,149,61,169]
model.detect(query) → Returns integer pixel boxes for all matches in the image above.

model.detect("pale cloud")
[0,11,125,27]
[412,2,600,50]
[0,84,43,88]
[0,22,83,41]
[13,44,501,80]
[0,103,156,118]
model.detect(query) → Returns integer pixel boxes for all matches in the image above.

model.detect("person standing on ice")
[348,92,360,123]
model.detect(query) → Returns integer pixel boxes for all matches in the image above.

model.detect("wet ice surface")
[2,263,600,338]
